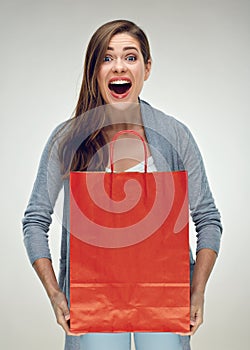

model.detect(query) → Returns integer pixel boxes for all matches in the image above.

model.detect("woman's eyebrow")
[107,46,139,52]
[123,46,139,52]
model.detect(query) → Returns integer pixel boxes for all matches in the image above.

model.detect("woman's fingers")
[186,291,204,336]
[50,291,75,335]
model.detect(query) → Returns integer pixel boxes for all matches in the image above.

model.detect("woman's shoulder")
[44,118,75,151]
[49,119,71,140]
[140,99,191,140]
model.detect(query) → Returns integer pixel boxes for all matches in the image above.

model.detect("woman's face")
[97,33,151,105]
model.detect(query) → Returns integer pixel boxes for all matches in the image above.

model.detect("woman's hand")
[186,249,217,336]
[188,290,204,335]
[50,290,86,336]
[177,290,204,336]
[50,290,74,335]
[33,258,85,336]
[178,249,217,337]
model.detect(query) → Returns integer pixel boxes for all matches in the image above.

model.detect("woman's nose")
[112,58,127,73]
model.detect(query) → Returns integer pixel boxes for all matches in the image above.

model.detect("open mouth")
[108,79,132,96]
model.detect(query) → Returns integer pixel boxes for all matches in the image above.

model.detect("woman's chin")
[106,100,139,113]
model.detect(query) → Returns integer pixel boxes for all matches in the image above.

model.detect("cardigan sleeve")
[22,125,64,265]
[178,123,222,255]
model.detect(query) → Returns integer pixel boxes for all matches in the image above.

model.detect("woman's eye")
[103,56,112,62]
[126,55,136,62]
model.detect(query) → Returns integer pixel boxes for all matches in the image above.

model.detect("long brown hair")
[56,19,151,177]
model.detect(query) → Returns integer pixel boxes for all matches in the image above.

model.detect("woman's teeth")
[110,80,130,85]
[109,80,132,95]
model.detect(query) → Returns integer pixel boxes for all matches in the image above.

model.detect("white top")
[106,156,157,173]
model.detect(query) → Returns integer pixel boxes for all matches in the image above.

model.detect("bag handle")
[110,130,148,173]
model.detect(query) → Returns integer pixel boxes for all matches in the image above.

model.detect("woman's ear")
[144,59,152,81]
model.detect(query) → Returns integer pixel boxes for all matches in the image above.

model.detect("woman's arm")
[179,124,222,334]
[188,248,217,335]
[22,124,71,333]
[33,258,73,335]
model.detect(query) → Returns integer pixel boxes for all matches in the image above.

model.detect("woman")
[22,19,222,350]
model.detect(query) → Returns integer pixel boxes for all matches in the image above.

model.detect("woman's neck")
[103,102,143,132]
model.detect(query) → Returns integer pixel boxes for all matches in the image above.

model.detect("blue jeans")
[80,332,183,350]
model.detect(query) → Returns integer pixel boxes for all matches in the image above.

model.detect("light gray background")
[1,0,249,349]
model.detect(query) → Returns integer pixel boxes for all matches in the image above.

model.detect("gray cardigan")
[22,100,222,350]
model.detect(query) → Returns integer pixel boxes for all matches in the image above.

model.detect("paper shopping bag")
[69,130,190,334]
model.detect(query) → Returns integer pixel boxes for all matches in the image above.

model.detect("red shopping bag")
[69,130,190,334]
